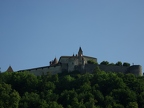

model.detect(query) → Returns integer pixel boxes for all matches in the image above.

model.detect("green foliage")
[100,61,130,67]
[100,61,109,65]
[115,61,122,66]
[109,63,115,66]
[126,102,138,108]
[0,70,144,107]
[0,83,20,108]
[123,62,130,67]
[87,60,97,64]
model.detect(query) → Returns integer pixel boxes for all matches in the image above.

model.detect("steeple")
[78,47,83,56]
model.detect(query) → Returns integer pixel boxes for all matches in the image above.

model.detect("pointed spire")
[6,66,13,72]
[79,47,82,52]
[78,47,83,56]
[53,57,58,64]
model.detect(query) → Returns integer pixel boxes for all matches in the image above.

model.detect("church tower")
[78,47,83,57]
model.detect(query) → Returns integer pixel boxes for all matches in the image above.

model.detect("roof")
[59,56,78,60]
[60,56,75,58]
[59,55,97,60]
[53,57,58,64]
[6,66,14,72]
[83,55,97,59]
[79,47,83,52]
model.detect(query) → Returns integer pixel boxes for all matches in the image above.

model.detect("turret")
[53,57,58,64]
[50,57,58,66]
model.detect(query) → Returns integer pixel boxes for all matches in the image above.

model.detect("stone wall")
[79,64,142,76]
[59,58,69,63]
[127,65,142,76]
[18,63,142,76]
[28,65,62,76]
[99,65,128,73]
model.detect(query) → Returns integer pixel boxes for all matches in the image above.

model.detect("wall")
[18,63,142,76]
[81,64,142,76]
[29,67,49,76]
[127,65,142,76]
[99,65,128,73]
[28,65,62,76]
[59,57,69,63]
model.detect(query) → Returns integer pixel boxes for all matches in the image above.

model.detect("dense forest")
[0,66,144,108]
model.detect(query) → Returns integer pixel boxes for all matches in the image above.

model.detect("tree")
[19,92,41,108]
[115,61,122,66]
[93,66,101,73]
[59,90,78,107]
[0,83,20,108]
[104,96,115,108]
[126,102,138,108]
[48,101,63,108]
[92,90,104,105]
[110,89,137,107]
[100,61,109,65]
[87,60,97,64]
[109,63,115,66]
[123,62,130,67]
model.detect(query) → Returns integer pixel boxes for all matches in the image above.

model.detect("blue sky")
[0,1,144,72]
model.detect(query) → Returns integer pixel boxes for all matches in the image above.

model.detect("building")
[17,47,97,75]
[6,47,143,76]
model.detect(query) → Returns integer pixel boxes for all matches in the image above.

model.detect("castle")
[7,47,143,76]
[17,47,97,75]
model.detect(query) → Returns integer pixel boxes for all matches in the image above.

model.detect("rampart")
[77,64,142,76]
[19,65,62,76]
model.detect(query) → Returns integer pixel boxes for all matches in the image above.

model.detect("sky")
[0,1,144,72]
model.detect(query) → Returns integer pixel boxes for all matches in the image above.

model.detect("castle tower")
[78,47,83,57]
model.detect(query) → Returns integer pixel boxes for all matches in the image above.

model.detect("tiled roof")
[60,55,96,59]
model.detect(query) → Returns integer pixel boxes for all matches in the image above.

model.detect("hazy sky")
[0,1,144,72]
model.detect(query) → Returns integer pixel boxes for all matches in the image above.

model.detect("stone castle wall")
[77,64,142,76]
[27,65,62,76]
[19,64,142,76]
[99,65,128,73]
[127,65,142,76]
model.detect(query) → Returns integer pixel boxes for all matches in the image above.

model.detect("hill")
[0,68,144,108]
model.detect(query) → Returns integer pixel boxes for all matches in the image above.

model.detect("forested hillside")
[0,67,144,108]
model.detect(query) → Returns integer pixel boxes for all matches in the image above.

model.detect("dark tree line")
[0,67,144,108]
[100,61,130,66]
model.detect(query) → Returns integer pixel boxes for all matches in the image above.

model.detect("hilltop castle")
[17,47,97,75]
[7,47,142,76]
